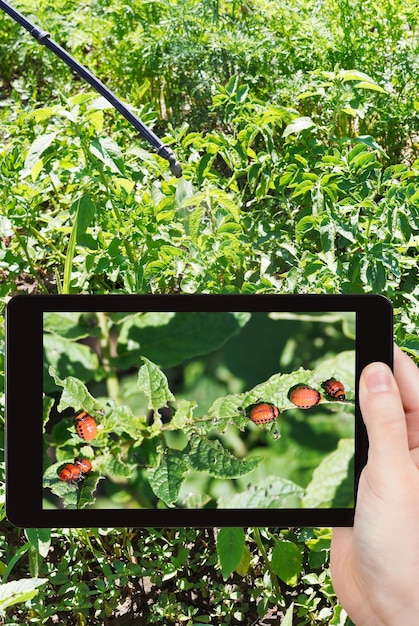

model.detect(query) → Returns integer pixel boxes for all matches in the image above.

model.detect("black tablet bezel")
[5,294,393,528]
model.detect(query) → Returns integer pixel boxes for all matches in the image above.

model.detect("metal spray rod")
[0,0,183,177]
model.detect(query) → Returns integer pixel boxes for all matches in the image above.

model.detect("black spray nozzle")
[0,0,182,177]
[157,145,183,178]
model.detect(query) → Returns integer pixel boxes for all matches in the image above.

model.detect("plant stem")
[29,225,66,261]
[62,205,79,294]
[13,228,49,293]
[96,312,121,404]
[252,527,282,600]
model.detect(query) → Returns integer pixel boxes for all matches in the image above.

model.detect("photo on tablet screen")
[42,309,356,513]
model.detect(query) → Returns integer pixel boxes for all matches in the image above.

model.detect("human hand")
[330,345,419,626]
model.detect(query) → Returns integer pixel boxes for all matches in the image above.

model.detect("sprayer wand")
[0,0,183,177]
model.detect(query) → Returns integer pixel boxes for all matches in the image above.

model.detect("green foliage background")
[0,0,418,623]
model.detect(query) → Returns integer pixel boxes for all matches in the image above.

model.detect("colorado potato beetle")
[59,463,83,483]
[289,385,321,409]
[75,411,97,441]
[248,402,280,425]
[323,378,346,401]
[74,457,93,474]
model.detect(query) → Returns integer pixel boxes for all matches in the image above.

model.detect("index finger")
[394,344,419,450]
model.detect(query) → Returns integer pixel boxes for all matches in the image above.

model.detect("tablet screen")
[6,294,393,527]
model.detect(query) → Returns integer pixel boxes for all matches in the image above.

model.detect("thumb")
[359,361,409,473]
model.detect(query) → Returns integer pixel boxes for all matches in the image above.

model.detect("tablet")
[5,294,393,528]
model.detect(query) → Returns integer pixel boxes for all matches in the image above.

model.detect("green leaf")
[236,84,250,102]
[353,81,386,93]
[44,334,100,379]
[305,527,333,553]
[105,404,147,440]
[400,337,419,361]
[43,312,99,340]
[21,132,56,178]
[303,439,354,508]
[0,578,47,614]
[209,189,241,222]
[180,190,206,209]
[296,215,317,238]
[118,311,251,369]
[349,151,380,172]
[188,435,262,478]
[86,108,104,132]
[225,75,239,96]
[75,194,96,239]
[195,153,214,183]
[189,206,206,241]
[271,540,303,586]
[43,395,54,432]
[216,527,245,579]
[24,529,51,558]
[30,158,44,182]
[283,117,315,137]
[340,69,378,83]
[105,457,132,478]
[320,215,336,252]
[77,473,103,509]
[347,143,368,162]
[170,399,198,430]
[291,180,316,199]
[282,602,294,626]
[217,477,304,509]
[354,135,388,156]
[235,544,251,577]
[89,137,125,175]
[137,357,175,411]
[147,448,189,506]
[365,258,387,291]
[49,367,103,415]
[29,105,59,122]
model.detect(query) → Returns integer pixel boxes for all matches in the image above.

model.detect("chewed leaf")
[189,435,262,477]
[208,367,312,432]
[170,399,198,430]
[207,350,355,432]
[77,473,103,509]
[49,367,104,415]
[206,376,298,430]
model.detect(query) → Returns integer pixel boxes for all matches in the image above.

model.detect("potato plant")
[42,310,355,513]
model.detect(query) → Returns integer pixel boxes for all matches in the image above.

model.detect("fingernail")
[364,363,392,393]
